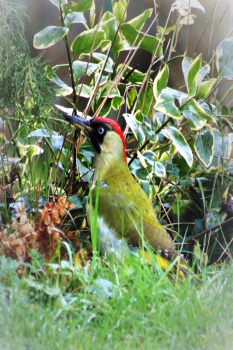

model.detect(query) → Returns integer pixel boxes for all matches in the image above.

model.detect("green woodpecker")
[65,115,188,278]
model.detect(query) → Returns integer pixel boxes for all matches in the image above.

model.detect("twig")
[185,217,233,243]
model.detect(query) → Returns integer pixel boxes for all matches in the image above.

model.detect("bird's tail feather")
[138,250,188,281]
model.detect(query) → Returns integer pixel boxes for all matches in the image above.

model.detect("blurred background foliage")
[0,0,233,270]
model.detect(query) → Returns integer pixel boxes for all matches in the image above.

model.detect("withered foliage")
[0,196,75,263]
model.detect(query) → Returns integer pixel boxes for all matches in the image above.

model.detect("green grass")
[0,255,233,350]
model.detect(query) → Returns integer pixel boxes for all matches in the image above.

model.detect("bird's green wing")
[90,181,175,252]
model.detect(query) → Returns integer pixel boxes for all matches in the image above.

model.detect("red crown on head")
[93,117,127,163]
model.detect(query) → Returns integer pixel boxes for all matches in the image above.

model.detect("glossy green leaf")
[113,1,126,22]
[27,129,50,138]
[187,54,202,97]
[64,12,87,28]
[153,64,169,99]
[154,88,181,119]
[135,110,144,123]
[51,72,73,96]
[157,25,175,35]
[181,99,213,130]
[161,126,193,167]
[81,53,114,73]
[182,57,210,86]
[140,116,158,143]
[34,26,69,49]
[216,37,233,79]
[137,85,154,117]
[71,28,105,58]
[46,66,72,96]
[127,87,137,110]
[143,151,166,177]
[72,61,99,82]
[197,79,215,99]
[123,113,145,144]
[118,64,145,83]
[76,84,92,98]
[194,124,214,167]
[111,96,124,110]
[127,9,153,30]
[67,0,93,12]
[100,12,124,53]
[51,135,64,153]
[49,0,67,9]
[98,83,120,98]
[90,1,96,28]
[197,65,210,85]
[94,98,112,117]
[165,87,188,105]
[120,23,164,56]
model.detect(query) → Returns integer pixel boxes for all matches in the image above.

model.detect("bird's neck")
[93,149,129,184]
[92,131,129,184]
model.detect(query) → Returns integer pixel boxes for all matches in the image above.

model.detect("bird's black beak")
[64,114,92,132]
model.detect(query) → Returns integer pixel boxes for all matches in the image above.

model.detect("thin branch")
[185,217,233,243]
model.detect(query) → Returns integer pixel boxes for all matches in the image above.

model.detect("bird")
[65,114,189,279]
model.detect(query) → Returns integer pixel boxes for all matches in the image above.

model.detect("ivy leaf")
[194,124,214,167]
[67,0,93,12]
[72,61,99,82]
[154,88,181,119]
[100,12,124,53]
[153,64,169,99]
[140,116,158,143]
[76,84,92,98]
[123,113,145,144]
[47,68,73,96]
[216,37,233,79]
[143,151,166,177]
[197,65,210,85]
[197,79,215,99]
[98,83,120,98]
[51,135,64,153]
[71,28,105,58]
[182,57,210,86]
[180,99,213,130]
[34,26,69,49]
[161,126,193,167]
[27,129,50,138]
[157,25,175,35]
[64,12,87,28]
[127,9,153,30]
[113,0,126,22]
[49,0,67,10]
[117,64,145,83]
[120,24,164,56]
[186,53,202,97]
[81,53,114,73]
[165,87,188,105]
[111,96,125,110]
[137,85,154,117]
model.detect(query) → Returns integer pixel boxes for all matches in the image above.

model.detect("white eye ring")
[97,126,105,135]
